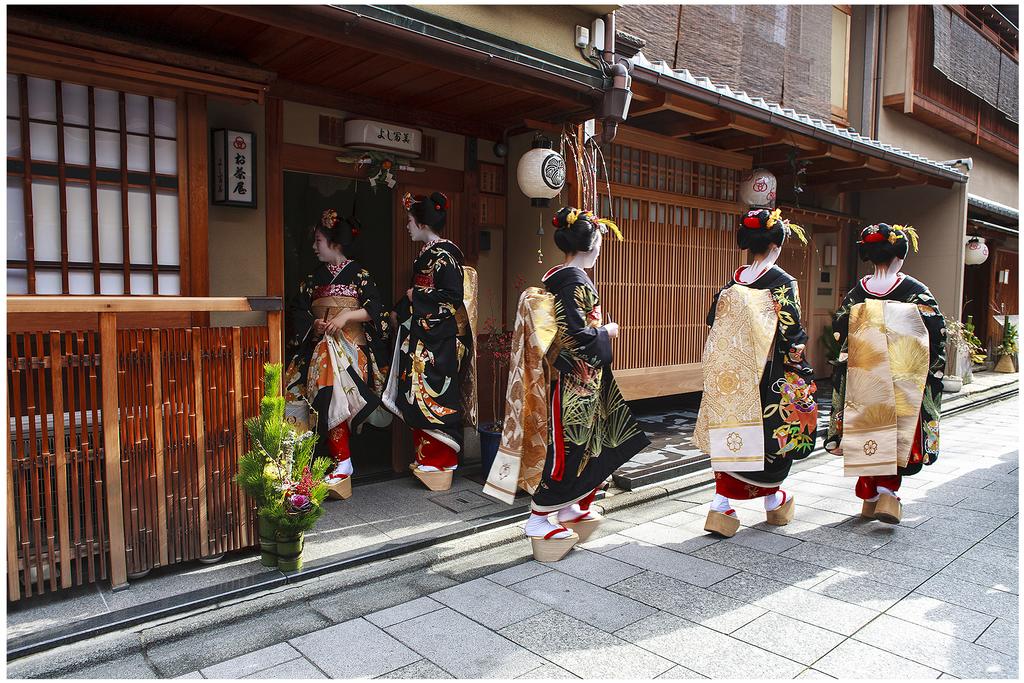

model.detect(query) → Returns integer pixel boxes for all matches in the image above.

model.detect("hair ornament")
[595,217,623,241]
[321,208,338,229]
[401,192,418,211]
[892,224,919,252]
[784,220,807,244]
[765,208,783,229]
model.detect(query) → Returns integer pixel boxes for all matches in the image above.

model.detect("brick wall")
[617,4,833,120]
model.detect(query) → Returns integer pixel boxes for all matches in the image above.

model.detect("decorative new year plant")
[236,363,331,570]
[995,314,1018,374]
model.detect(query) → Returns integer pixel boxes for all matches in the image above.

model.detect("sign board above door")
[339,118,423,158]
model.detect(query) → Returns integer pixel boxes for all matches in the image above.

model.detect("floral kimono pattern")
[530,266,650,512]
[704,266,819,488]
[284,260,391,462]
[825,275,945,477]
[384,239,475,461]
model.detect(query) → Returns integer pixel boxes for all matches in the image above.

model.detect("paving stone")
[916,514,1009,542]
[243,657,326,679]
[430,577,548,630]
[509,570,657,633]
[549,548,645,587]
[885,594,996,642]
[500,610,674,679]
[656,665,708,678]
[711,572,877,636]
[794,669,835,679]
[975,618,1018,657]
[291,618,420,679]
[59,653,158,679]
[939,556,1018,595]
[724,527,803,554]
[485,560,552,587]
[693,540,835,589]
[809,572,911,611]
[607,498,706,526]
[813,638,941,679]
[731,612,845,665]
[514,663,579,679]
[609,570,766,634]
[872,526,978,556]
[614,611,805,679]
[801,495,866,517]
[983,476,1018,494]
[955,491,1019,517]
[200,643,302,679]
[961,542,1019,570]
[798,525,892,554]
[854,614,1017,678]
[579,532,634,554]
[146,603,332,676]
[916,574,1020,622]
[380,659,454,679]
[618,520,721,554]
[308,570,458,624]
[782,541,933,590]
[868,541,959,571]
[366,597,445,629]
[604,541,738,588]
[385,608,542,679]
[984,518,1019,550]
[173,673,204,679]
[430,538,541,584]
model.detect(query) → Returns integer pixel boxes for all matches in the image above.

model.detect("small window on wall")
[831,6,852,125]
[7,74,181,295]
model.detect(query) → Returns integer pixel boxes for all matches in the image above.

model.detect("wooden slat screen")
[7,325,268,599]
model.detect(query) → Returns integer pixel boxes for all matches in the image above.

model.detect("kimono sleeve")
[555,282,612,368]
[773,279,813,376]
[915,287,945,460]
[287,275,315,354]
[355,268,390,348]
[824,289,856,450]
[706,284,728,327]
[412,247,464,340]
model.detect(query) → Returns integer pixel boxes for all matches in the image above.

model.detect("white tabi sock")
[525,512,573,539]
[877,486,895,498]
[557,504,600,523]
[711,494,732,514]
[764,491,785,512]
[416,464,458,472]
[329,459,353,479]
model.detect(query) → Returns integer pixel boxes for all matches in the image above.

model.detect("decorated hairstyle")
[313,208,360,253]
[857,223,919,263]
[552,207,623,254]
[403,191,448,232]
[737,208,807,253]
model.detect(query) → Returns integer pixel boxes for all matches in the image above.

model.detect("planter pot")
[258,517,278,568]
[941,376,963,393]
[275,530,304,573]
[995,354,1017,373]
[478,425,501,478]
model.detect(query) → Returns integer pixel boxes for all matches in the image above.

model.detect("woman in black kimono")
[825,223,944,524]
[698,208,819,537]
[383,191,474,491]
[525,208,650,560]
[284,209,391,499]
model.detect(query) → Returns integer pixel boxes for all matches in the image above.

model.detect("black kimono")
[705,266,819,488]
[531,265,650,511]
[384,239,473,464]
[825,275,945,476]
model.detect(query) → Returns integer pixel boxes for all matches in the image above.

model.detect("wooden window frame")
[831,5,853,126]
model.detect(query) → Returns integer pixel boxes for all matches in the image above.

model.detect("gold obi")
[455,306,471,336]
[311,296,367,345]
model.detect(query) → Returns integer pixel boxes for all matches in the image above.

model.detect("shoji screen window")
[7,75,181,295]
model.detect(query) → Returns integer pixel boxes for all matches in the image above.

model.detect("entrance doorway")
[282,171,395,481]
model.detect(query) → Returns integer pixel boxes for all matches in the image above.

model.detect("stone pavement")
[10,397,1018,679]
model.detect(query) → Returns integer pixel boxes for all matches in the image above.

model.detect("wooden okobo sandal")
[410,463,454,491]
[765,491,795,526]
[326,476,352,500]
[529,527,579,562]
[562,511,602,543]
[704,509,741,537]
[860,499,877,519]
[873,493,902,524]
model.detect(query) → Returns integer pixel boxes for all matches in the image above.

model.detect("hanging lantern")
[964,236,989,265]
[517,136,565,208]
[739,168,777,208]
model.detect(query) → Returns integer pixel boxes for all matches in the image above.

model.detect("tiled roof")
[631,52,969,183]
[968,194,1019,220]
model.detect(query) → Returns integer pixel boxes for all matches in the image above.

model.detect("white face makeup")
[312,229,343,263]
[406,213,433,243]
[583,231,603,268]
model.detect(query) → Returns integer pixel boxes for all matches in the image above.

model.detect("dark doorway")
[283,171,395,481]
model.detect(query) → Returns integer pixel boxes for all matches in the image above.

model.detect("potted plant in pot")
[942,316,973,393]
[236,363,331,570]
[961,315,987,382]
[995,314,1018,373]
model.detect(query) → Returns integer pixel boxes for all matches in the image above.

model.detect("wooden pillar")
[186,93,209,326]
[190,329,210,557]
[266,97,284,373]
[6,387,20,600]
[49,332,72,588]
[149,329,169,567]
[99,312,128,589]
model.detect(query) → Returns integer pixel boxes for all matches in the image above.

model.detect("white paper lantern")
[964,236,989,265]
[739,168,777,208]
[517,138,565,207]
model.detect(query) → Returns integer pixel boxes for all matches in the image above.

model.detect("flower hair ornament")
[401,192,418,211]
[741,208,807,244]
[320,208,339,229]
[858,223,919,252]
[554,208,624,241]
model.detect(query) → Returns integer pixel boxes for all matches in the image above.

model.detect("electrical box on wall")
[574,25,590,48]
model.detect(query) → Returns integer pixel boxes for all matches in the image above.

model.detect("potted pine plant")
[236,363,331,571]
[995,315,1018,373]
